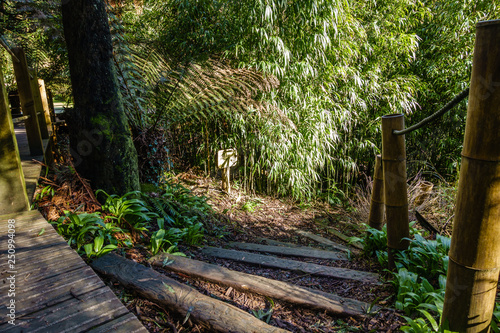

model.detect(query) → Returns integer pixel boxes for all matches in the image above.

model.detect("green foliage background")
[1,0,499,199]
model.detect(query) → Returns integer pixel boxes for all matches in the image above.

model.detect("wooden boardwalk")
[0,210,148,332]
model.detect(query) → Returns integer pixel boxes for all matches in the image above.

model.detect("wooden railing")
[0,45,56,215]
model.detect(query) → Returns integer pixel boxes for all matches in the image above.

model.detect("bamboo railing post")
[29,69,49,139]
[0,61,30,214]
[11,47,43,156]
[382,114,409,269]
[368,154,385,230]
[442,20,500,332]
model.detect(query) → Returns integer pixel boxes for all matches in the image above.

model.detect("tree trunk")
[61,0,139,195]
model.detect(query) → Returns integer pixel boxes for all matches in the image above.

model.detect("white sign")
[217,149,238,168]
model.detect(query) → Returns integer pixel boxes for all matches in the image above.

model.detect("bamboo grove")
[1,0,498,200]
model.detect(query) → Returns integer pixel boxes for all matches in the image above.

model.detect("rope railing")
[393,87,470,135]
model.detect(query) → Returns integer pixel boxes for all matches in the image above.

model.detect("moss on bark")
[62,0,139,195]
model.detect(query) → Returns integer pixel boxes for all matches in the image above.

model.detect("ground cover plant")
[361,223,500,333]
[34,149,214,261]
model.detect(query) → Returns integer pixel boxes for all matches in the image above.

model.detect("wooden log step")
[325,228,364,250]
[255,237,301,248]
[92,253,290,333]
[202,247,379,284]
[229,242,348,261]
[149,253,374,317]
[295,230,356,253]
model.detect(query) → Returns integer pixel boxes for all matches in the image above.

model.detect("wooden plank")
[325,228,364,250]
[0,255,87,292]
[202,247,380,284]
[229,242,348,260]
[0,286,130,332]
[0,211,51,234]
[0,230,65,251]
[87,313,148,333]
[0,64,30,215]
[0,211,146,333]
[255,237,301,248]
[150,253,373,317]
[0,253,84,281]
[0,209,44,219]
[295,230,355,253]
[29,69,49,139]
[92,253,290,333]
[11,115,30,124]
[11,47,44,156]
[1,240,70,257]
[0,247,76,273]
[0,240,77,269]
[1,267,105,318]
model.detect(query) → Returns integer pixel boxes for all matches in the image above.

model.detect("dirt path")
[112,176,405,332]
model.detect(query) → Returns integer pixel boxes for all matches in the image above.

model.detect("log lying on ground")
[149,253,374,318]
[91,253,290,333]
[202,247,380,284]
[229,242,348,260]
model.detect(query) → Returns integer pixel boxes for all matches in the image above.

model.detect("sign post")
[217,149,237,194]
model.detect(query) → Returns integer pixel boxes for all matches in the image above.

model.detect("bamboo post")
[38,79,52,129]
[29,69,49,139]
[381,114,409,268]
[11,47,43,156]
[0,63,30,214]
[442,20,500,332]
[368,154,384,230]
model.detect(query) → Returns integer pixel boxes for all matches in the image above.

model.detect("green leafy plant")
[252,298,275,324]
[362,224,388,257]
[83,236,117,258]
[35,185,56,201]
[150,228,185,255]
[241,198,263,213]
[51,211,128,258]
[363,222,500,332]
[97,190,158,234]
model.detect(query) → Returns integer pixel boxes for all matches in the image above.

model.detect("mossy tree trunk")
[61,0,139,195]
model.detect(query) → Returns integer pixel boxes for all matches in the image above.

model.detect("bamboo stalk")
[442,19,500,332]
[381,114,409,269]
[368,154,384,230]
